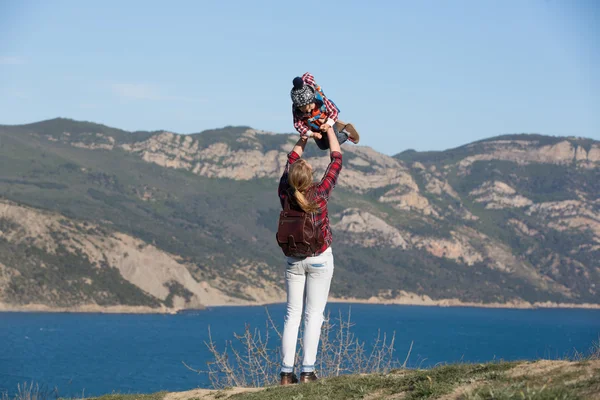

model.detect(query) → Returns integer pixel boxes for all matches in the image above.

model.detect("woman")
[277,126,343,384]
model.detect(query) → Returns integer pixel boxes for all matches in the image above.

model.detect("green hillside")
[0,118,598,309]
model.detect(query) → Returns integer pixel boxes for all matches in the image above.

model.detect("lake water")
[1,304,599,397]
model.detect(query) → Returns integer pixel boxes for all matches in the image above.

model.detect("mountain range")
[0,118,598,312]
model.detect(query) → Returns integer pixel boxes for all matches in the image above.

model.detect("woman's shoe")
[300,371,318,383]
[280,372,298,385]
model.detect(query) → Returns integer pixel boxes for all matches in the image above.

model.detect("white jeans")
[280,247,334,374]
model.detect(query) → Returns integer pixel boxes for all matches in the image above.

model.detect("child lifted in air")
[290,72,360,150]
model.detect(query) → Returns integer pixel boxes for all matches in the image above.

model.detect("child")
[290,72,360,150]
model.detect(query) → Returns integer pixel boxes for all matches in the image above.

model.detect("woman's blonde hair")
[288,159,319,213]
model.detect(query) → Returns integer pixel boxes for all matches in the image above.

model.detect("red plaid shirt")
[292,72,339,137]
[278,150,343,255]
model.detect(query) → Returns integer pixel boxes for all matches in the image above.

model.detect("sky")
[0,0,598,155]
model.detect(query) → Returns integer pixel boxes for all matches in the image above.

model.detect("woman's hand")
[320,123,331,132]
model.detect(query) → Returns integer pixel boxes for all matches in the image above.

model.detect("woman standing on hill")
[276,127,343,384]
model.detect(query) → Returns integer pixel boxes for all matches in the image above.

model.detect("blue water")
[1,304,599,397]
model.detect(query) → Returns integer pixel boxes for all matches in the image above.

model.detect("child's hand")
[313,132,323,139]
[320,124,331,132]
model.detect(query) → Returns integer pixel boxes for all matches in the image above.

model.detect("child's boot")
[334,120,360,144]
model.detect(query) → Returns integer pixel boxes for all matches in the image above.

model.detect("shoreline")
[2,296,600,314]
[0,303,184,314]
[327,297,600,310]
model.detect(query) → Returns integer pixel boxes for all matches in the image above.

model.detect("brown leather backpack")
[276,189,324,258]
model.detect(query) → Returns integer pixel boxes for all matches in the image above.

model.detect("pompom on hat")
[290,76,316,108]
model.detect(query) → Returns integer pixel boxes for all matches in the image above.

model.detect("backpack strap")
[288,235,297,250]
[283,188,295,211]
[284,187,316,212]
[314,84,341,113]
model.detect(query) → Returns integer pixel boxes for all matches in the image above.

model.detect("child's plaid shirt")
[292,72,339,137]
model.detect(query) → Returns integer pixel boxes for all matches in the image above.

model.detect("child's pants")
[314,123,349,150]
[280,247,334,374]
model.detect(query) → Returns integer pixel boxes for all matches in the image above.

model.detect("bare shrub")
[185,308,403,389]
[1,383,58,400]
[589,337,600,360]
[317,308,399,377]
[570,335,600,361]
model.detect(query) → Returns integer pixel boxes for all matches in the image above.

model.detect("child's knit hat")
[290,77,316,108]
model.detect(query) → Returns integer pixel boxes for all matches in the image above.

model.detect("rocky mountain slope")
[0,118,598,311]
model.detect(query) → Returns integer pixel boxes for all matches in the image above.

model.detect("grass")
[466,363,600,400]
[72,359,600,400]
[89,394,166,400]
[3,358,599,400]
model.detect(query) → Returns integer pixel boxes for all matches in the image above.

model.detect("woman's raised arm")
[326,127,341,155]
[315,127,343,200]
[291,135,308,157]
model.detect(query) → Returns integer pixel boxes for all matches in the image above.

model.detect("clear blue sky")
[1,0,598,155]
